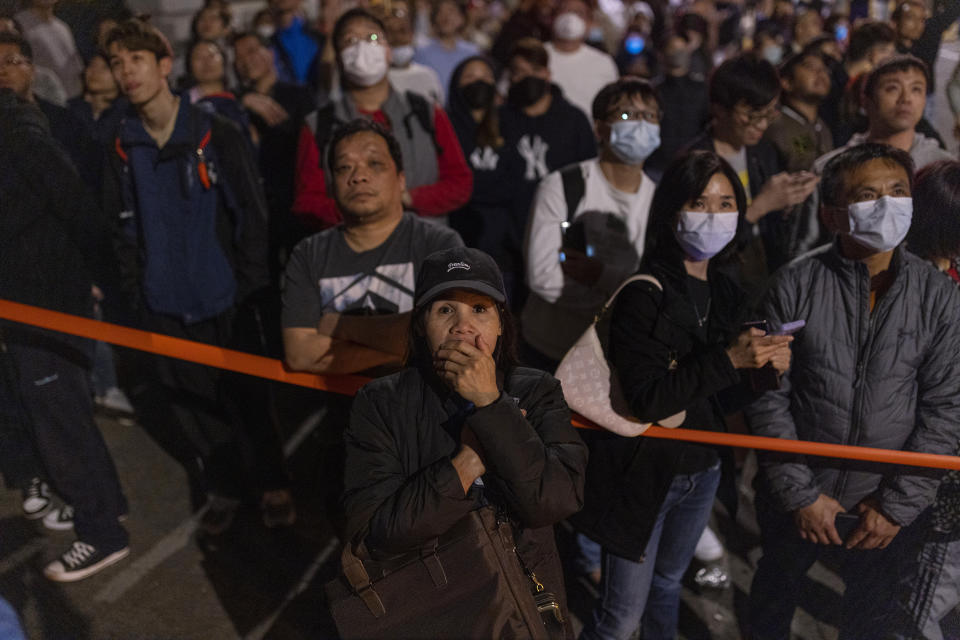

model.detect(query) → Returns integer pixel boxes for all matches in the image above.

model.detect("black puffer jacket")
[343,365,587,607]
[746,244,960,526]
[0,92,118,321]
[571,255,754,561]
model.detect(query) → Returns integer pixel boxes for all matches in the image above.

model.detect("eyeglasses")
[0,55,30,70]
[339,32,384,48]
[734,105,780,126]
[607,108,661,124]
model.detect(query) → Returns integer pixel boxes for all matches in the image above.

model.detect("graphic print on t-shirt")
[319,262,415,314]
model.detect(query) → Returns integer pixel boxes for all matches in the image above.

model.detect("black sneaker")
[43,540,130,582]
[199,495,240,535]
[22,478,52,520]
[43,504,74,531]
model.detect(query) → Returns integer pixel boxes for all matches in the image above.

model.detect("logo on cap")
[447,262,471,272]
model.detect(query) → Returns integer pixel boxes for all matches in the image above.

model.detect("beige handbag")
[555,274,685,436]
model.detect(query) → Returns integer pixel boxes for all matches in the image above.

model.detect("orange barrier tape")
[2,299,960,471]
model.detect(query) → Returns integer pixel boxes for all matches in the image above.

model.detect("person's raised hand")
[749,172,819,222]
[434,334,500,407]
[241,92,289,126]
[560,247,604,286]
[794,493,846,545]
[845,498,901,550]
[768,342,793,375]
[726,327,793,369]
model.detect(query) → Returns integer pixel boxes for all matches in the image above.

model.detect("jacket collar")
[119,95,206,157]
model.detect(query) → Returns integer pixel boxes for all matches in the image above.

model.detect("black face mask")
[508,76,548,108]
[461,80,496,109]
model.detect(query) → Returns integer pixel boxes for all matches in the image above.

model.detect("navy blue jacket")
[104,99,269,324]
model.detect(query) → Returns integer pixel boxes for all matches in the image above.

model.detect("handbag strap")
[597,274,663,320]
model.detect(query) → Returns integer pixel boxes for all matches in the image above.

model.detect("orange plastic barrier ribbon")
[2,299,959,471]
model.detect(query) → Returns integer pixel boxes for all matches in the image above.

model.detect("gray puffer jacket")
[746,243,960,526]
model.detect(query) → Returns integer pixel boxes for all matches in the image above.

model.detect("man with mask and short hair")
[544,0,619,120]
[646,31,709,179]
[793,55,954,256]
[293,8,472,229]
[496,37,597,307]
[522,77,658,370]
[381,0,444,104]
[746,142,960,639]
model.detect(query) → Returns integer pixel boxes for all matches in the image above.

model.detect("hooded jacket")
[746,243,960,526]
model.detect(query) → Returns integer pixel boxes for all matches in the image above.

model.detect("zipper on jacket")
[835,262,895,500]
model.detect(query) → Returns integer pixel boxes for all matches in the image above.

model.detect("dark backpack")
[559,163,585,223]
[312,91,440,167]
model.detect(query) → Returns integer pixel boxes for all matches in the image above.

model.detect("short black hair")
[820,143,914,208]
[863,54,929,101]
[778,40,827,81]
[906,161,960,262]
[847,20,895,63]
[332,8,387,51]
[645,150,748,264]
[327,118,404,174]
[0,31,31,60]
[230,30,270,49]
[709,53,780,109]
[509,37,549,68]
[430,0,466,24]
[591,76,661,122]
[105,17,174,60]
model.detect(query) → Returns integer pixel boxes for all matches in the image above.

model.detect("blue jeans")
[580,463,721,640]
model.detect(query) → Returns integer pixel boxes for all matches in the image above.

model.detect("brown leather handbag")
[325,506,562,639]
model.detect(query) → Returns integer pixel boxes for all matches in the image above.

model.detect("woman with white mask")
[572,150,794,640]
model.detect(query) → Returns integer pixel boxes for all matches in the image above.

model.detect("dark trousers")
[749,493,921,640]
[119,308,287,500]
[4,328,128,550]
[0,337,41,489]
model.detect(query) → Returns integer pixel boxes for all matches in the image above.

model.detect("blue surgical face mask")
[609,119,660,165]
[846,196,912,252]
[676,211,739,260]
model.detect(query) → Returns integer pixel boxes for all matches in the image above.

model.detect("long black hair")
[644,150,748,264]
[447,55,503,151]
[906,160,960,263]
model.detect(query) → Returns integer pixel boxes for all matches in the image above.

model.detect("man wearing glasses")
[523,77,660,371]
[688,53,819,282]
[293,8,472,228]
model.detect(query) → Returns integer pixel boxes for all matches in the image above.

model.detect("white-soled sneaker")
[43,541,129,582]
[43,505,74,531]
[22,478,52,519]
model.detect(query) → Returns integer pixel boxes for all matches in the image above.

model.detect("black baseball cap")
[414,247,507,308]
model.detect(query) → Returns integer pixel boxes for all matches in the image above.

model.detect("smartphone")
[772,320,805,336]
[834,512,860,541]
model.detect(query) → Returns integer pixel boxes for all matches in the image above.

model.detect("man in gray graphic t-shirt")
[282,119,462,375]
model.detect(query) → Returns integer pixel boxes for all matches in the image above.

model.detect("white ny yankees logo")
[470,146,500,171]
[517,134,549,180]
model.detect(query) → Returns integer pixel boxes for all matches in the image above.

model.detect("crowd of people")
[2,0,960,637]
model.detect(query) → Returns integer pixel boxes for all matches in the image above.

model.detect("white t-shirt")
[388,63,445,105]
[544,42,620,121]
[523,158,656,360]
[15,10,83,99]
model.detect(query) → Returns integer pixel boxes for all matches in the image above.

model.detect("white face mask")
[846,196,913,253]
[608,119,660,165]
[391,44,415,68]
[256,25,275,40]
[553,12,587,41]
[341,40,388,87]
[676,211,739,261]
